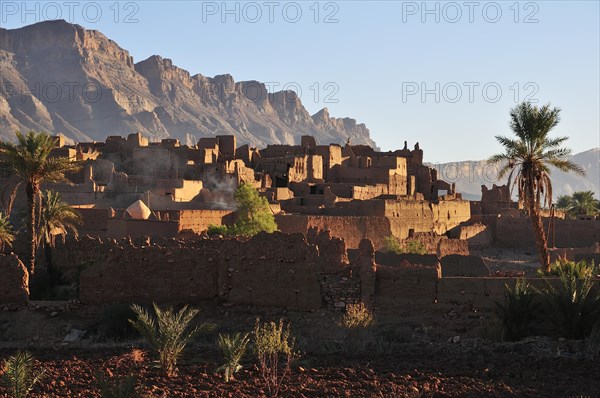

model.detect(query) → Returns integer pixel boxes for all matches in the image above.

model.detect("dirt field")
[0,301,598,398]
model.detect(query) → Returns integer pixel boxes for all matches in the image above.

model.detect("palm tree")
[0,131,80,275]
[38,190,82,282]
[567,191,599,217]
[555,194,572,211]
[488,102,585,272]
[0,212,15,250]
[38,190,82,247]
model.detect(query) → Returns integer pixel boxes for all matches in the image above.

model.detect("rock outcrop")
[0,20,376,148]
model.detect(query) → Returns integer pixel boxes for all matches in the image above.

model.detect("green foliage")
[494,279,538,341]
[216,332,250,382]
[232,184,277,236]
[0,131,82,273]
[206,224,229,236]
[94,370,139,398]
[253,320,297,397]
[555,191,599,218]
[340,303,375,329]
[487,102,584,272]
[539,260,600,339]
[129,303,205,377]
[1,351,45,398]
[545,258,597,279]
[38,190,82,247]
[384,236,427,255]
[205,184,277,237]
[0,212,15,249]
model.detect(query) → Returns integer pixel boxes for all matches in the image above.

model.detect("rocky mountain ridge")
[0,20,376,147]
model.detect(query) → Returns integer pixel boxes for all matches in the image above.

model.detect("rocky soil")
[0,302,598,397]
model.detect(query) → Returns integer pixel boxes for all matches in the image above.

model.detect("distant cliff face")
[429,148,600,200]
[0,20,376,148]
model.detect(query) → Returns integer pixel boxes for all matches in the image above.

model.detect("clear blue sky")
[2,1,599,162]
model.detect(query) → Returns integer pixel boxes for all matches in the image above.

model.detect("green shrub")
[207,225,229,236]
[384,236,427,255]
[539,261,600,339]
[494,278,538,341]
[232,184,277,236]
[94,370,139,398]
[216,332,250,382]
[340,303,375,329]
[129,303,206,377]
[253,320,297,397]
[1,351,45,398]
[545,258,596,279]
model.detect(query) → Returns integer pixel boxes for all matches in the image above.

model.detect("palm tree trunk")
[25,183,37,275]
[528,196,551,272]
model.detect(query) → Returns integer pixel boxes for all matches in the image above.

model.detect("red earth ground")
[0,298,598,397]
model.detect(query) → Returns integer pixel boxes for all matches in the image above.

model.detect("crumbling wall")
[496,217,600,248]
[178,210,235,233]
[276,215,392,249]
[373,252,439,267]
[0,254,29,306]
[440,255,490,277]
[407,232,470,257]
[448,223,493,246]
[77,231,348,309]
[375,260,440,316]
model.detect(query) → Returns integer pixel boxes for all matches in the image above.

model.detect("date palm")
[555,194,572,211]
[488,102,584,272]
[0,212,15,250]
[38,190,82,280]
[38,190,82,248]
[567,191,599,217]
[0,131,80,275]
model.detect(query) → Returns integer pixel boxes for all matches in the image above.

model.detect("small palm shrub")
[129,303,205,377]
[341,303,375,329]
[253,320,297,397]
[494,279,538,341]
[94,370,139,398]
[216,332,250,382]
[1,351,45,398]
[545,258,596,279]
[539,261,600,339]
[384,236,427,255]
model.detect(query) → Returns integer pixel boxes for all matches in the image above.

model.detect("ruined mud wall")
[496,218,600,248]
[375,262,439,316]
[448,223,493,246]
[178,210,235,233]
[276,215,392,249]
[74,232,348,309]
[406,232,470,257]
[77,208,113,236]
[386,200,471,239]
[0,254,29,306]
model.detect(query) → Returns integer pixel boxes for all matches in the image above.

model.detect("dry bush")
[341,303,375,329]
[252,320,297,397]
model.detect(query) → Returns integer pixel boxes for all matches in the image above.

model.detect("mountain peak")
[0,21,376,148]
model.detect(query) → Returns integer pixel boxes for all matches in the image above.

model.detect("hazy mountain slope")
[429,148,600,200]
[0,20,375,148]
